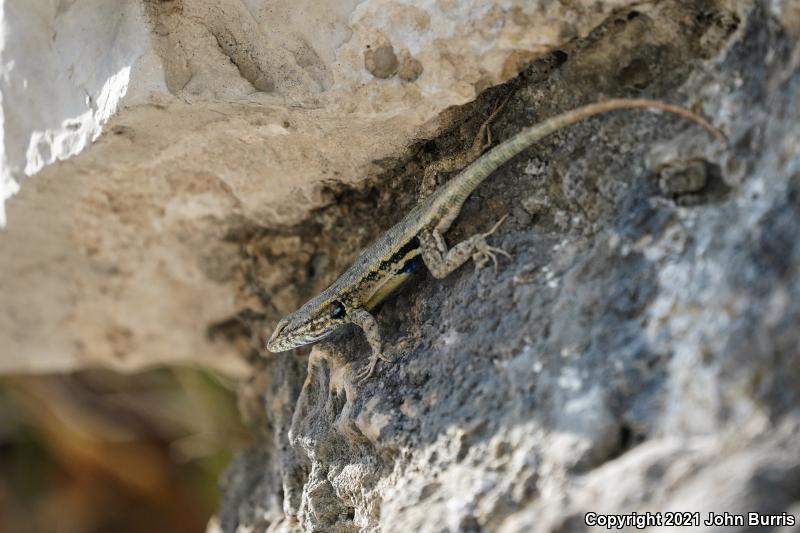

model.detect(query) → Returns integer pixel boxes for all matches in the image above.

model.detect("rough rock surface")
[0,0,638,374]
[219,1,800,532]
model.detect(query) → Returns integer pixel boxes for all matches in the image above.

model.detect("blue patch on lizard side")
[399,254,423,274]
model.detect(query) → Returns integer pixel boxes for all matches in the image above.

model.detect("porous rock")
[220,1,800,531]
[0,0,637,373]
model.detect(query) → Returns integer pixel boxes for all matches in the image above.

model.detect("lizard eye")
[330,301,346,319]
[274,318,288,335]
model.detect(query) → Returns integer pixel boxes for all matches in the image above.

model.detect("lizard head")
[266,298,350,352]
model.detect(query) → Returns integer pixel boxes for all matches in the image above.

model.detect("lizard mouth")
[266,320,291,352]
[266,334,294,353]
[267,326,335,353]
[266,321,331,352]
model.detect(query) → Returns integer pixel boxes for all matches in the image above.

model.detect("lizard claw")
[473,215,512,272]
[355,357,378,384]
[355,351,393,384]
[474,244,512,272]
[477,94,512,151]
[482,214,509,238]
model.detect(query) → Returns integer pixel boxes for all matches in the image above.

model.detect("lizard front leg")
[420,215,511,279]
[349,307,389,383]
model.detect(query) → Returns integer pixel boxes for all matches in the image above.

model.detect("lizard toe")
[356,355,380,384]
[473,240,511,273]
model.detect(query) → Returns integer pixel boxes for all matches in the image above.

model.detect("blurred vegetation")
[0,367,248,533]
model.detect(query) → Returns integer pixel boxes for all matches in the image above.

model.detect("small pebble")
[365,45,399,79]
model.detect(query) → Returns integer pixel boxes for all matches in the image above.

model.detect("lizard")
[266,97,726,382]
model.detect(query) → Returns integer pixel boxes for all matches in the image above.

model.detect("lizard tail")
[448,98,727,203]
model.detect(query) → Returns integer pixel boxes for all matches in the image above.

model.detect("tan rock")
[0,0,639,375]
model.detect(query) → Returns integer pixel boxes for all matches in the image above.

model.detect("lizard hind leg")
[420,214,512,279]
[471,215,512,272]
[418,95,511,202]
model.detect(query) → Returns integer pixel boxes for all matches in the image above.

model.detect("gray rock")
[221,2,800,531]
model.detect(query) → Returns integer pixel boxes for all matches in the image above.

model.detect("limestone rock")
[220,2,800,531]
[0,0,638,374]
[0,0,150,226]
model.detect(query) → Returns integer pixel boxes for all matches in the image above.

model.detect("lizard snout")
[266,318,290,352]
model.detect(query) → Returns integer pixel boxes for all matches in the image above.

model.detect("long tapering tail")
[447,98,727,203]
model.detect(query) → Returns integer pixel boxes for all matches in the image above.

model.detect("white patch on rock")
[0,0,149,225]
